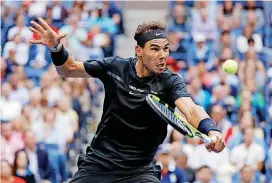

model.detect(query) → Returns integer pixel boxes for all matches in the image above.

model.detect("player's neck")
[135,58,153,78]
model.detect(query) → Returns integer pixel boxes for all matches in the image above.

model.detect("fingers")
[207,135,226,153]
[209,136,216,150]
[29,39,43,44]
[29,26,42,36]
[213,136,226,153]
[214,136,222,151]
[205,144,212,153]
[57,33,67,41]
[38,17,51,31]
[30,21,46,34]
[219,141,226,152]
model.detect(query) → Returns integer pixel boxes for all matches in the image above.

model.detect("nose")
[159,49,166,59]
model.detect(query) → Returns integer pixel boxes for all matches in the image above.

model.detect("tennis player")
[29,18,226,183]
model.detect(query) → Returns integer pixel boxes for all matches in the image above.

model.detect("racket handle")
[202,135,211,145]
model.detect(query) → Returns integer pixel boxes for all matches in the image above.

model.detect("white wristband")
[49,43,63,52]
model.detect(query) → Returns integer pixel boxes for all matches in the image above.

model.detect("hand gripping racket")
[146,94,211,145]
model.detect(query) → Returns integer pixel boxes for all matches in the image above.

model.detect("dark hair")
[248,37,255,44]
[221,30,230,36]
[134,21,166,42]
[196,165,211,172]
[13,149,29,174]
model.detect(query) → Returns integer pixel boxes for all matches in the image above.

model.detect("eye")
[151,47,159,51]
[164,47,169,51]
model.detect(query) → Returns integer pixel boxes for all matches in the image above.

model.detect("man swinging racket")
[29,18,226,183]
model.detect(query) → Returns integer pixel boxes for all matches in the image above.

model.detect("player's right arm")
[28,17,90,78]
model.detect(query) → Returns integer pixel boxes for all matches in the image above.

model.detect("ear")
[135,45,143,57]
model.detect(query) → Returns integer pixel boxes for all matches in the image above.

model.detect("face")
[175,155,187,168]
[157,153,170,168]
[239,111,254,130]
[243,127,254,145]
[1,161,13,178]
[1,83,11,98]
[57,96,71,112]
[1,123,12,139]
[137,38,169,74]
[44,109,56,123]
[191,78,202,91]
[196,167,212,182]
[224,0,233,11]
[16,151,28,169]
[24,131,36,150]
[211,105,225,124]
[240,166,254,182]
[221,33,231,45]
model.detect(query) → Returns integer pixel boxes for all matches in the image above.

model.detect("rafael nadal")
[29,18,226,183]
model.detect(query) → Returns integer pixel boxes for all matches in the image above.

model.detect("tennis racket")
[146,94,211,145]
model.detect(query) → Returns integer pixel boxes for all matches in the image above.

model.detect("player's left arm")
[168,74,225,153]
[175,97,226,153]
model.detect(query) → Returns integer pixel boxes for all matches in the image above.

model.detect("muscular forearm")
[184,104,210,129]
[175,98,219,135]
[55,55,75,76]
[50,44,87,78]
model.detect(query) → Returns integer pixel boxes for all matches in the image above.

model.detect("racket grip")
[202,135,211,145]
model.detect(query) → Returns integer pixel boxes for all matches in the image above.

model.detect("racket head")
[146,94,211,145]
[146,94,194,137]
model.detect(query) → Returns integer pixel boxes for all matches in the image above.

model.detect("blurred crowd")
[0,0,272,183]
[1,1,123,183]
[156,0,272,183]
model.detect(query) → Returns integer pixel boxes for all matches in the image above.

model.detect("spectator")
[59,14,87,56]
[3,33,29,66]
[238,48,266,90]
[7,14,32,42]
[215,30,236,58]
[0,82,22,121]
[217,0,242,31]
[23,130,54,183]
[168,4,190,38]
[1,121,24,164]
[189,142,231,173]
[28,1,48,18]
[168,30,187,66]
[234,165,256,183]
[1,57,8,82]
[86,4,117,35]
[7,74,30,105]
[50,0,68,22]
[156,146,186,183]
[195,165,215,183]
[210,104,233,143]
[75,32,104,61]
[188,33,214,69]
[32,107,70,182]
[187,77,211,110]
[56,95,79,134]
[102,1,124,34]
[13,149,35,183]
[33,107,73,153]
[230,127,265,172]
[166,57,181,74]
[192,1,217,41]
[174,150,195,182]
[1,160,25,183]
[236,24,263,54]
[241,1,265,31]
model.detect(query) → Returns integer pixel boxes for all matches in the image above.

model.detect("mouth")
[156,63,165,70]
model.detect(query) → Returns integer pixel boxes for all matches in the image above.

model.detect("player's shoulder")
[107,56,134,66]
[159,69,184,82]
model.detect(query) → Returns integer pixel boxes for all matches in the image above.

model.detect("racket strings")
[155,101,187,132]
